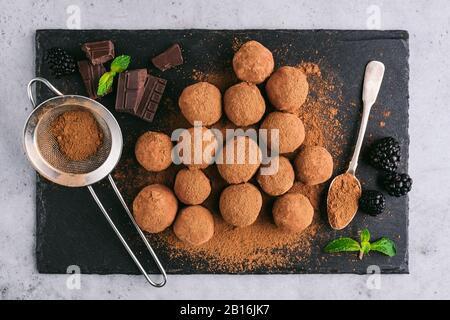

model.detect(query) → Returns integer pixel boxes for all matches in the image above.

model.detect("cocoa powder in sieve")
[50,110,103,161]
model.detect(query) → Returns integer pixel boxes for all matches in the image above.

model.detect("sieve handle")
[87,175,167,288]
[27,77,63,108]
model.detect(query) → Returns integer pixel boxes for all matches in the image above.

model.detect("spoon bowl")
[327,172,362,230]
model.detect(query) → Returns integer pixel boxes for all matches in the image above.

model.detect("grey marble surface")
[0,0,449,300]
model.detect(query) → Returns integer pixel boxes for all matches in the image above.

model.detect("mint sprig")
[324,229,396,260]
[97,55,131,97]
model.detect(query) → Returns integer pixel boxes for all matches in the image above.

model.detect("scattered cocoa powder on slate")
[231,37,244,52]
[192,69,238,92]
[296,61,345,162]
[114,61,344,272]
[298,62,321,77]
[327,173,361,230]
[51,110,103,161]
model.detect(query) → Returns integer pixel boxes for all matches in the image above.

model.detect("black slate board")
[35,29,409,274]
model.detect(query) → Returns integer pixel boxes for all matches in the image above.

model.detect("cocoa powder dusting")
[298,62,321,77]
[327,173,361,230]
[296,61,344,160]
[114,60,344,272]
[192,69,238,92]
[51,110,103,161]
[231,37,244,52]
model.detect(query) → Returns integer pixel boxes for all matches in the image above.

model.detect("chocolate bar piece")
[81,40,115,65]
[135,75,167,122]
[115,69,148,114]
[77,60,107,99]
[151,44,183,72]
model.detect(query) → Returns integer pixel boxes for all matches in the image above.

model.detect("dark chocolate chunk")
[151,44,183,71]
[77,60,107,100]
[81,40,115,65]
[135,75,167,122]
[115,69,148,114]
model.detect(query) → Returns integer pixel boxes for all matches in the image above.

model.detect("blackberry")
[368,137,400,172]
[45,47,76,77]
[359,190,386,216]
[383,172,412,197]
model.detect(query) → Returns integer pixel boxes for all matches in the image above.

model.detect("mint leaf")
[358,229,371,259]
[324,238,361,253]
[370,237,397,257]
[97,71,115,97]
[110,55,131,73]
[361,242,371,254]
[359,241,371,259]
[361,228,370,243]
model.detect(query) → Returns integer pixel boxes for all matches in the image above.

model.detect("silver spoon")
[327,61,385,230]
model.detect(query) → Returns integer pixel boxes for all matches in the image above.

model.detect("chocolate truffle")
[178,82,222,126]
[233,40,274,84]
[135,131,172,172]
[294,146,333,185]
[173,205,215,246]
[217,136,261,184]
[224,82,266,126]
[219,183,262,227]
[259,112,305,154]
[272,193,313,233]
[133,184,178,233]
[174,169,211,205]
[257,156,295,196]
[176,126,218,170]
[266,66,309,112]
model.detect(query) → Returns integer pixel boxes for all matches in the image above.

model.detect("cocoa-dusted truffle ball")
[232,40,274,84]
[135,131,172,172]
[273,193,313,233]
[174,169,211,205]
[178,82,222,126]
[176,126,218,170]
[217,136,261,184]
[259,112,305,154]
[173,205,215,246]
[219,183,262,227]
[266,66,309,112]
[257,156,294,196]
[133,184,178,233]
[224,82,266,126]
[294,146,333,185]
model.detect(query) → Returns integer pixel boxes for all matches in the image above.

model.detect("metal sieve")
[24,78,167,287]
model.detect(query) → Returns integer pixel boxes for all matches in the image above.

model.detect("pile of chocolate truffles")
[132,40,334,246]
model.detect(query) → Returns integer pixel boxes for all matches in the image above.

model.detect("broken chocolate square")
[81,40,115,65]
[151,44,183,72]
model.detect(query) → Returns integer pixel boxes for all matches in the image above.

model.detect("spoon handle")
[347,61,385,175]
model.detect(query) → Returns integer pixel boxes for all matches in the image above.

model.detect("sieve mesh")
[35,104,112,174]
